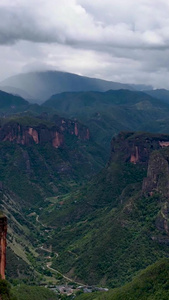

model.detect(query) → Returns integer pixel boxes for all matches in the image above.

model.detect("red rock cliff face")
[110,132,169,165]
[0,123,65,148]
[0,216,7,280]
[52,116,90,141]
[0,118,90,148]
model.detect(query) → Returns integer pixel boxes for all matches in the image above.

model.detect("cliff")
[0,215,7,280]
[110,131,169,199]
[110,131,169,164]
[0,122,64,148]
[51,115,90,141]
[0,116,90,148]
[142,151,169,197]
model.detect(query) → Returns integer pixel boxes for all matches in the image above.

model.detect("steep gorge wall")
[110,132,169,241]
[110,131,169,165]
[0,119,90,148]
[53,116,90,141]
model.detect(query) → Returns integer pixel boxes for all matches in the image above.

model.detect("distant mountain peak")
[0,70,152,103]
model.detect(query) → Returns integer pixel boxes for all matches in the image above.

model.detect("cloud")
[1,1,169,88]
[0,0,169,50]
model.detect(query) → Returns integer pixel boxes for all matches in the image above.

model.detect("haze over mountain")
[0,90,29,114]
[145,89,169,104]
[0,86,33,101]
[0,71,152,103]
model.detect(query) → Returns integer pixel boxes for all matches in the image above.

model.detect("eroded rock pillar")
[0,216,7,280]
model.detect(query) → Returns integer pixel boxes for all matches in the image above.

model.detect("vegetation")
[0,90,28,108]
[0,114,105,283]
[0,116,105,209]
[76,259,169,300]
[0,279,16,300]
[43,89,169,150]
[2,89,169,293]
[39,132,169,287]
[12,284,58,300]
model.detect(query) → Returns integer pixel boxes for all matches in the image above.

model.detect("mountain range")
[0,71,152,102]
[0,71,169,299]
[43,89,169,151]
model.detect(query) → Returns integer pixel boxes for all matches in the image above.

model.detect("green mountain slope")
[0,115,105,206]
[0,279,16,300]
[76,258,169,300]
[0,115,105,282]
[43,90,169,150]
[0,89,59,117]
[0,90,29,113]
[12,284,58,300]
[39,132,169,287]
[145,89,169,104]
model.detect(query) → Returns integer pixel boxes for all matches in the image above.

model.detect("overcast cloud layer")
[1,0,169,88]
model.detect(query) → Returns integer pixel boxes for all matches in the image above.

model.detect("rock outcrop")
[142,151,169,196]
[110,131,169,165]
[0,122,64,148]
[51,115,90,141]
[0,117,90,148]
[0,215,7,280]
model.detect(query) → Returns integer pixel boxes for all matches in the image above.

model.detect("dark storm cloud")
[0,6,65,45]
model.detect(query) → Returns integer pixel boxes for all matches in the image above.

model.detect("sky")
[1,0,169,88]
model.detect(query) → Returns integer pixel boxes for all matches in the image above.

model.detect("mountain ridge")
[0,70,152,102]
[43,89,169,151]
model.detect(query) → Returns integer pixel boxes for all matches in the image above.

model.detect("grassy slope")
[12,285,58,300]
[76,258,169,300]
